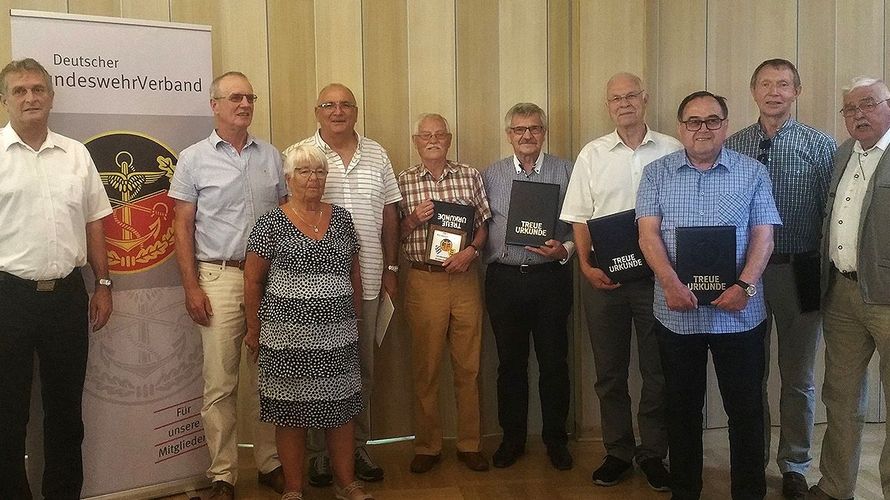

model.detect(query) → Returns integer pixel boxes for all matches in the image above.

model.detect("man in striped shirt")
[482,102,575,471]
[284,83,401,486]
[725,58,836,500]
[398,113,492,474]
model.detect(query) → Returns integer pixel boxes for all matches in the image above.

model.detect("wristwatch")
[96,278,113,288]
[467,244,480,258]
[734,279,756,297]
[386,265,399,273]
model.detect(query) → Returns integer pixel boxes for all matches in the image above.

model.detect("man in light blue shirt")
[637,91,781,500]
[170,71,287,499]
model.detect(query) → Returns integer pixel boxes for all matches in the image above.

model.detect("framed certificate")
[425,225,466,265]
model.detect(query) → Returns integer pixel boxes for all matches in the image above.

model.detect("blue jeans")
[655,320,767,500]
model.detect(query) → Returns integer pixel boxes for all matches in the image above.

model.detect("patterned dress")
[247,204,363,428]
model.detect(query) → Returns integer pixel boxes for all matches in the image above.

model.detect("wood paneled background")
[1,0,884,444]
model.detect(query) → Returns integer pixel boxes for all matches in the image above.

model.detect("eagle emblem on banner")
[86,132,177,273]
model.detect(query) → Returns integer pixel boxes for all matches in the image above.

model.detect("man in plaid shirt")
[397,113,492,474]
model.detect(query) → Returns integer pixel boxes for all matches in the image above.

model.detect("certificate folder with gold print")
[505,180,560,247]
[586,209,652,283]
[675,225,737,304]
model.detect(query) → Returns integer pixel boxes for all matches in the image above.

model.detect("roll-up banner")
[11,10,213,498]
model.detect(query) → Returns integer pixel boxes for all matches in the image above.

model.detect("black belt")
[488,261,562,274]
[0,270,81,292]
[768,253,791,265]
[832,264,857,282]
[410,262,447,273]
[200,259,246,270]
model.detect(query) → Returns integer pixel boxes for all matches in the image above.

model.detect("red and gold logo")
[86,132,177,274]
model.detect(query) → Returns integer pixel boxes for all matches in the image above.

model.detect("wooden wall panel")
[798,2,839,140]
[455,0,499,171]
[576,0,648,145]
[835,0,884,141]
[268,0,317,150]
[706,0,796,134]
[547,0,572,161]
[171,0,271,140]
[67,0,120,16]
[497,0,548,159]
[362,0,413,440]
[314,0,364,136]
[121,0,170,22]
[362,0,410,173]
[407,0,456,166]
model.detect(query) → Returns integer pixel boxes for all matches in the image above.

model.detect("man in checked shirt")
[725,58,836,500]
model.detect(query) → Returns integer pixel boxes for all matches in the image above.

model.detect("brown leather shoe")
[409,453,441,473]
[258,465,285,494]
[457,451,489,471]
[208,480,234,500]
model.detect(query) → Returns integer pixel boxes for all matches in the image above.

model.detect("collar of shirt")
[757,116,796,139]
[606,125,656,152]
[209,128,256,151]
[512,152,543,175]
[679,147,731,172]
[1,123,65,154]
[413,160,460,180]
[313,128,364,154]
[853,124,890,155]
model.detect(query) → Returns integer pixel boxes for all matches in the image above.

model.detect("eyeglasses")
[607,90,645,104]
[213,93,258,104]
[317,101,358,111]
[757,138,772,164]
[295,168,328,178]
[839,98,890,117]
[414,131,451,141]
[680,117,725,131]
[509,125,546,136]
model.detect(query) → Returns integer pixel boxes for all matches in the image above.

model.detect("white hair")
[842,76,889,97]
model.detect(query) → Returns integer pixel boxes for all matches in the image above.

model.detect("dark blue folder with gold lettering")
[675,225,737,304]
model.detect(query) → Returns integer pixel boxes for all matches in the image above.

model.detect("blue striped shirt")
[636,148,781,334]
[726,118,836,253]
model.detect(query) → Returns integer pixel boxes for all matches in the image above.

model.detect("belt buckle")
[519,264,530,274]
[36,280,56,292]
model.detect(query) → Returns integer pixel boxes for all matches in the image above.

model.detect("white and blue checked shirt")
[636,148,782,334]
[726,118,836,254]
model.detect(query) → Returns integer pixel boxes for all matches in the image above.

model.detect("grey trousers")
[581,278,667,463]
[761,261,821,474]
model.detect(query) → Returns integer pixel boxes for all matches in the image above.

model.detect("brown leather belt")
[410,262,447,273]
[201,259,246,270]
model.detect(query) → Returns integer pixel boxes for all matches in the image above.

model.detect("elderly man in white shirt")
[560,72,681,491]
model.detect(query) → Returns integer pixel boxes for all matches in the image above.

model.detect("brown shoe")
[410,453,441,473]
[457,451,489,471]
[208,480,234,500]
[258,465,285,494]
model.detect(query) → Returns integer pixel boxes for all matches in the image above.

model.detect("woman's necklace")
[289,204,323,233]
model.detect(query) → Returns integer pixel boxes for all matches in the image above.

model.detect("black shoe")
[354,446,384,482]
[782,472,808,499]
[492,441,525,468]
[308,454,333,487]
[639,457,671,492]
[806,484,852,500]
[208,480,234,500]
[591,455,632,486]
[257,465,285,493]
[546,444,573,470]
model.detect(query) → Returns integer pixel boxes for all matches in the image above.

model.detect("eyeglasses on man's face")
[509,125,546,136]
[213,93,258,104]
[607,90,645,105]
[414,131,451,142]
[839,97,890,117]
[679,117,725,131]
[317,101,358,112]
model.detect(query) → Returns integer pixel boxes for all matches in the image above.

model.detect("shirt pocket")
[49,174,85,211]
[717,191,750,226]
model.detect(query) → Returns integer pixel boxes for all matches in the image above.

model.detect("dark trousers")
[655,320,767,500]
[485,262,572,447]
[0,271,89,500]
